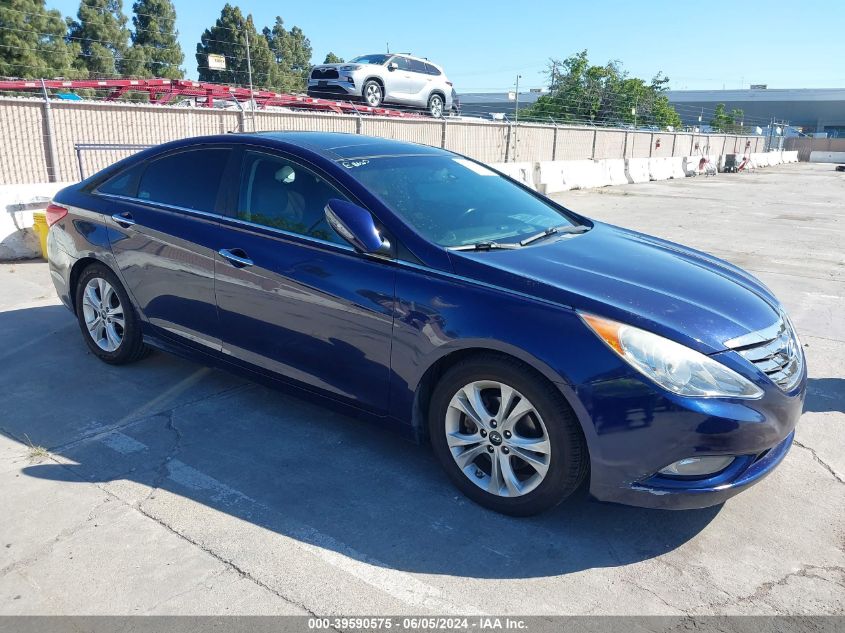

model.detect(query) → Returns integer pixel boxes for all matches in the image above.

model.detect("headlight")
[580,313,763,399]
[340,65,361,71]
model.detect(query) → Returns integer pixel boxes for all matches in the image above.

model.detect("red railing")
[0,78,422,117]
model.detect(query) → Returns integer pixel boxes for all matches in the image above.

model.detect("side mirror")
[388,62,398,71]
[325,199,391,256]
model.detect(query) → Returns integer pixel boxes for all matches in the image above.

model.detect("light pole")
[512,74,522,163]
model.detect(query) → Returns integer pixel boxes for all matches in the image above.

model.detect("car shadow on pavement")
[3,305,736,579]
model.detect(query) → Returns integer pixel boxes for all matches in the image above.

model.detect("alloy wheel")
[444,380,551,497]
[81,277,125,352]
[365,83,382,107]
[429,95,443,118]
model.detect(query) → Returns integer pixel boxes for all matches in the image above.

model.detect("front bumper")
[571,363,806,510]
[307,79,359,99]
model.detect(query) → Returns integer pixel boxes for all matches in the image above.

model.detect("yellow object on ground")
[32,211,48,259]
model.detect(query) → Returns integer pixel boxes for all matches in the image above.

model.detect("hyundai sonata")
[45,132,805,515]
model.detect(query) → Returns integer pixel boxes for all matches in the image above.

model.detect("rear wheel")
[428,93,444,118]
[362,80,383,107]
[428,354,588,516]
[74,263,149,365]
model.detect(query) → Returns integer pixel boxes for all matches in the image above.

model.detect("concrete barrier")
[535,159,612,192]
[600,159,628,186]
[489,161,537,190]
[625,158,650,183]
[809,151,845,163]
[648,157,672,181]
[683,156,708,176]
[668,157,686,179]
[783,151,799,163]
[535,161,570,194]
[1,182,72,260]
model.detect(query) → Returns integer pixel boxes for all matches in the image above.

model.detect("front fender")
[387,262,626,438]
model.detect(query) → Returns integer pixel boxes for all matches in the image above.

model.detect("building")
[455,91,543,120]
[667,88,845,137]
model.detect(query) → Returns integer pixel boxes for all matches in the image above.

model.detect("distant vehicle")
[307,53,454,117]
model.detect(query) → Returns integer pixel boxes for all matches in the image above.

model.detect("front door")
[213,149,395,413]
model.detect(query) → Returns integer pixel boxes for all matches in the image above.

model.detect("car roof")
[247,131,450,161]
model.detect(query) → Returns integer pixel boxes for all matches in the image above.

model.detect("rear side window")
[408,59,427,74]
[423,63,441,76]
[97,162,145,197]
[137,148,230,212]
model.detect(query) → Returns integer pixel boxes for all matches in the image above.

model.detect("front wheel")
[362,80,383,108]
[428,93,444,118]
[428,354,588,516]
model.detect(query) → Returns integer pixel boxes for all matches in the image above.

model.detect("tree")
[710,103,745,134]
[323,52,343,64]
[0,0,82,78]
[262,16,312,92]
[128,0,183,78]
[67,0,132,77]
[196,4,275,88]
[523,50,682,130]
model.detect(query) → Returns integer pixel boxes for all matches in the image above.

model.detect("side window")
[237,151,346,245]
[97,162,145,197]
[391,56,411,71]
[137,148,230,212]
[408,59,427,74]
[423,63,441,76]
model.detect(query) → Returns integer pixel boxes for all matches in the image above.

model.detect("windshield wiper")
[448,241,522,252]
[519,224,589,246]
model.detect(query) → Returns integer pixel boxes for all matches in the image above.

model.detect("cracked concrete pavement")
[0,162,842,615]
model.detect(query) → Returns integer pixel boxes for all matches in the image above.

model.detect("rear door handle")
[218,248,254,268]
[111,212,136,228]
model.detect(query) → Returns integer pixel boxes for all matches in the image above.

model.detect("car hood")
[448,222,782,354]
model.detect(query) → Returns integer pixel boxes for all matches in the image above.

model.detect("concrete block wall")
[0,97,766,185]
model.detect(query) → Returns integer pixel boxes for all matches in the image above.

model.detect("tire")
[362,80,383,108]
[74,262,150,365]
[428,354,588,516]
[428,93,444,118]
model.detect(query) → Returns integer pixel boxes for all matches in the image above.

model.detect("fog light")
[658,456,735,478]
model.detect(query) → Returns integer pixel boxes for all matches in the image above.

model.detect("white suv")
[307,53,455,117]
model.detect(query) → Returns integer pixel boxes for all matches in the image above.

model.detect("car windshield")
[340,155,578,247]
[349,54,391,65]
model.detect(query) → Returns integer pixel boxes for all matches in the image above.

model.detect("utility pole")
[245,28,254,131]
[632,95,638,130]
[512,74,521,163]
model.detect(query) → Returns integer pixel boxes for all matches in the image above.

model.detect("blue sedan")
[45,132,805,515]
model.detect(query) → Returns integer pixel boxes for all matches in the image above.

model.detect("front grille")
[728,318,803,391]
[311,67,339,80]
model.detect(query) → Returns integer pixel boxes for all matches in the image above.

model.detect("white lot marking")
[101,431,147,454]
[166,459,254,506]
[157,455,483,613]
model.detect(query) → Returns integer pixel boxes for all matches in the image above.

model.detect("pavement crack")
[133,503,325,621]
[794,440,845,484]
[0,495,112,579]
[44,382,254,454]
[141,409,183,505]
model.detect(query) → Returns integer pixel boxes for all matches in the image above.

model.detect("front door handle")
[218,248,253,268]
[111,212,136,228]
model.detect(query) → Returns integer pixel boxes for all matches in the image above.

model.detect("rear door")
[406,58,432,102]
[384,56,413,103]
[100,146,233,351]
[213,148,396,413]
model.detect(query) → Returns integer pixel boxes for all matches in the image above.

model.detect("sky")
[45,0,845,93]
